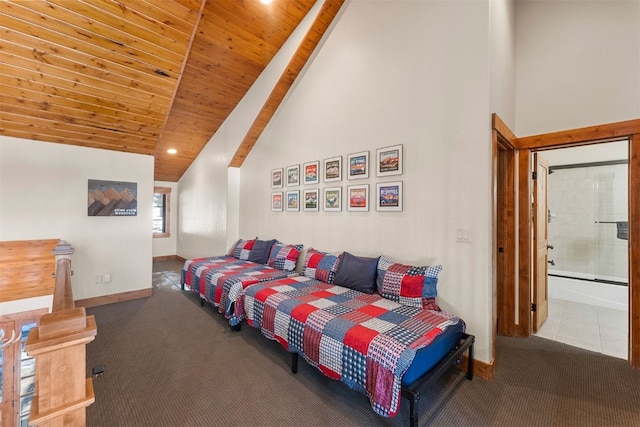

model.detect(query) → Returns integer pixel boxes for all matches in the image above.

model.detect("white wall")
[515,0,640,136]
[490,0,516,127]
[0,136,153,311]
[238,0,494,362]
[152,180,178,258]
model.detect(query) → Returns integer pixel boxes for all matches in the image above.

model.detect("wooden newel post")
[25,240,97,427]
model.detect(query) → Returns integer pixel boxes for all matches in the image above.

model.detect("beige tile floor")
[535,297,629,359]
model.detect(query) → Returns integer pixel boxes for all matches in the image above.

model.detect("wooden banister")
[25,240,97,427]
[51,241,76,312]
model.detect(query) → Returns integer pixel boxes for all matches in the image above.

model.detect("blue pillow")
[248,239,276,264]
[333,251,379,294]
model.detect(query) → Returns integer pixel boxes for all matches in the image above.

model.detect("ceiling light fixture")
[167,148,177,154]
[260,0,273,4]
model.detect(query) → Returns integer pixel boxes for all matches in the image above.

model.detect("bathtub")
[548,269,628,311]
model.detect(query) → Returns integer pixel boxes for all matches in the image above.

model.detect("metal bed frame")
[290,332,475,427]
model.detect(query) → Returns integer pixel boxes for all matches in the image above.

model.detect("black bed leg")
[200,297,205,307]
[291,352,298,374]
[181,283,185,291]
[409,393,419,427]
[467,341,474,380]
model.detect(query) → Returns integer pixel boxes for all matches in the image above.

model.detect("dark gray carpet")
[85,260,640,426]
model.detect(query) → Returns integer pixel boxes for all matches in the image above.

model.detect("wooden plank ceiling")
[0,0,320,182]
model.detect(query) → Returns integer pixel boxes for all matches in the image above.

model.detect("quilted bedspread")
[181,256,292,323]
[237,276,463,418]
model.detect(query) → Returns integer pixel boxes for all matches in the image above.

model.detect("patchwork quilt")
[237,276,463,418]
[181,256,292,323]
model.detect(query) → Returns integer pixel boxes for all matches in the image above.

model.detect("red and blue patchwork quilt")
[237,276,463,418]
[182,256,293,323]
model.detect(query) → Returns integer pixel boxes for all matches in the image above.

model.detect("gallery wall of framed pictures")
[270,144,403,213]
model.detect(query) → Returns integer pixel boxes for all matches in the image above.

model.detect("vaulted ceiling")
[0,0,343,182]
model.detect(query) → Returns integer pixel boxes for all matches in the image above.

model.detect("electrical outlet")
[92,365,105,377]
[103,273,112,284]
[95,275,103,284]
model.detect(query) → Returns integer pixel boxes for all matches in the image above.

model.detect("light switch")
[456,229,472,243]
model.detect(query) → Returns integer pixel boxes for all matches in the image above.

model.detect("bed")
[181,239,302,326]
[235,251,474,426]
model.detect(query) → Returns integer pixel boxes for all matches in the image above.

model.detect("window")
[153,187,171,238]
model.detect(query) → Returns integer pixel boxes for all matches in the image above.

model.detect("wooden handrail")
[51,240,76,312]
[25,240,97,427]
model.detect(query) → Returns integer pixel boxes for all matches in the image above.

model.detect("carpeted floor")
[84,260,640,426]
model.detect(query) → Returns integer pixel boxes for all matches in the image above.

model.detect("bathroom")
[536,140,629,359]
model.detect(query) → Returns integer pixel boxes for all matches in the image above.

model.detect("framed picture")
[323,156,342,182]
[286,164,300,187]
[347,151,369,180]
[88,179,137,216]
[323,187,342,212]
[347,184,369,211]
[303,161,320,185]
[271,168,283,188]
[376,144,403,177]
[376,181,403,211]
[286,190,300,211]
[271,192,283,211]
[303,188,319,212]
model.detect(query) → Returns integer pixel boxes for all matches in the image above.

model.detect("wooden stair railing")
[25,240,97,426]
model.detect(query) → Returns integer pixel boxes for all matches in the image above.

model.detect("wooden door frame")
[509,118,640,368]
[493,114,518,341]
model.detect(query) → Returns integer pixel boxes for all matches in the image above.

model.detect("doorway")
[533,142,629,359]
[492,115,640,369]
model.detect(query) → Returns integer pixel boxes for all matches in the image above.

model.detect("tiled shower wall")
[547,163,628,282]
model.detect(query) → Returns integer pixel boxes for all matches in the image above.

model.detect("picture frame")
[303,161,320,185]
[376,144,403,177]
[286,190,300,211]
[88,179,137,216]
[347,184,369,211]
[303,188,319,212]
[286,164,300,187]
[271,168,283,189]
[271,191,283,212]
[323,156,342,182]
[347,151,369,180]
[376,181,403,211]
[323,187,342,212]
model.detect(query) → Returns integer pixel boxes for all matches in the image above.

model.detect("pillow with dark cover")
[333,251,379,294]
[248,239,276,264]
[376,255,443,310]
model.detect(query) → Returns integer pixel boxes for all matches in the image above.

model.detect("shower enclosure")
[547,160,628,309]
